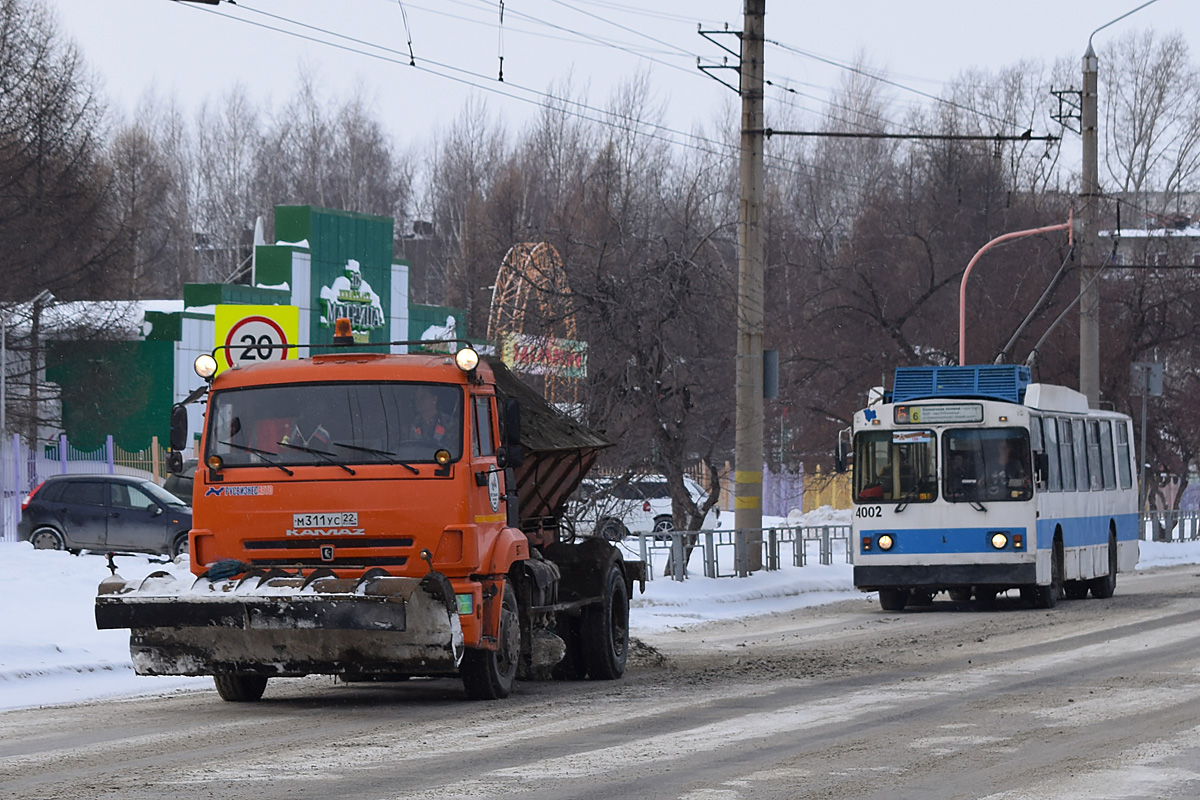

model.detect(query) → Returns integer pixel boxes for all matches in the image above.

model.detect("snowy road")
[3,563,1200,799]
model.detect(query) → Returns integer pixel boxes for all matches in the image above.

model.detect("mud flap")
[96,570,463,678]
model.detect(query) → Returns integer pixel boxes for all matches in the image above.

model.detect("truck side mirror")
[169,404,188,452]
[503,398,521,446]
[503,444,524,469]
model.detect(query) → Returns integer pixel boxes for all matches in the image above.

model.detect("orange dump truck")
[95,330,643,701]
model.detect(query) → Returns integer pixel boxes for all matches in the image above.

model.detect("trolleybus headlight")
[990,532,1009,550]
[877,534,894,551]
[194,354,218,379]
[454,346,479,373]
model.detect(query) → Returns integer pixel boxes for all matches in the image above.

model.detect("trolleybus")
[850,364,1138,610]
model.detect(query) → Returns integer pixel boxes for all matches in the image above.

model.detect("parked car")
[571,474,720,541]
[163,459,197,503]
[18,474,193,558]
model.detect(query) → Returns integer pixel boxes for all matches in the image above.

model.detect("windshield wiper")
[968,500,988,512]
[331,441,419,474]
[277,441,356,474]
[217,440,294,476]
[895,489,922,513]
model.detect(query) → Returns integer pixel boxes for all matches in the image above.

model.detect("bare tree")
[420,97,509,323]
[1103,30,1200,214]
[194,86,262,282]
[0,0,113,301]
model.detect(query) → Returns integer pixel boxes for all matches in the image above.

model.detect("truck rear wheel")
[213,673,268,702]
[581,563,629,680]
[461,582,519,700]
[551,613,587,680]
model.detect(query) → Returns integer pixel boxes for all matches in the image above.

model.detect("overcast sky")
[43,0,1200,151]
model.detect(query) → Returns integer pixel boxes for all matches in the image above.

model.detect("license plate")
[293,512,358,528]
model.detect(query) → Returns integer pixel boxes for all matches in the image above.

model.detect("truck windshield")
[206,382,464,467]
[853,429,937,503]
[943,428,1031,502]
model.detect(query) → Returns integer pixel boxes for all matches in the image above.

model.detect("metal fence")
[1141,510,1200,542]
[625,524,854,582]
[626,512,1200,582]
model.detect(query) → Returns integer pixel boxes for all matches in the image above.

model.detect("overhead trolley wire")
[168,2,932,193]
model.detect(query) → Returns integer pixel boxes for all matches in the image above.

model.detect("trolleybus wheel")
[1064,581,1089,600]
[1089,529,1118,599]
[1023,534,1063,609]
[877,588,908,612]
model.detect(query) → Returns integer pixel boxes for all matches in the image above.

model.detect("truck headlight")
[454,346,479,372]
[194,354,218,379]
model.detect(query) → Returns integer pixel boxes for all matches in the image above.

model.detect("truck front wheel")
[461,582,519,700]
[582,563,629,680]
[213,673,268,702]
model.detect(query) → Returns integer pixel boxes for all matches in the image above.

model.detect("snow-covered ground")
[2,508,1198,713]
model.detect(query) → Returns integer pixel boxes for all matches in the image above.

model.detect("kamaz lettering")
[286,528,366,537]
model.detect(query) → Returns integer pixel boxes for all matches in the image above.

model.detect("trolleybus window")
[943,428,1031,502]
[1041,415,1062,492]
[853,429,936,503]
[1058,418,1077,491]
[1072,419,1090,493]
[1098,420,1116,490]
[1115,422,1133,489]
[1085,420,1104,491]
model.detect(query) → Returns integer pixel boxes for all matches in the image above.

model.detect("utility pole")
[734,0,765,575]
[1078,43,1100,407]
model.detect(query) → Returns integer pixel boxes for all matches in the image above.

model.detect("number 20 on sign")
[213,305,300,375]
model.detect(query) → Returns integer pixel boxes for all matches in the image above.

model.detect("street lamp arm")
[1088,0,1161,51]
[958,211,1073,366]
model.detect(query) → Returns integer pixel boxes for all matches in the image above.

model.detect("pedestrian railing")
[627,524,853,582]
[1140,509,1200,542]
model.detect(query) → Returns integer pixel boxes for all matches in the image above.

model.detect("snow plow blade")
[95,569,463,678]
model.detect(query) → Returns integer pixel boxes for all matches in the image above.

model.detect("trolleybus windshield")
[853,429,937,503]
[943,428,1031,503]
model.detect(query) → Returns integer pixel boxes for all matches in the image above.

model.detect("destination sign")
[894,403,983,425]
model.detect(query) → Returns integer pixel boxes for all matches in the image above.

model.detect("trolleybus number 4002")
[856,506,882,518]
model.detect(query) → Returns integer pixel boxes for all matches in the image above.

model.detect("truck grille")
[242,537,414,568]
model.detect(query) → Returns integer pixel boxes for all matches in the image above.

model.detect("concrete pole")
[734,0,765,574]
[1079,44,1100,407]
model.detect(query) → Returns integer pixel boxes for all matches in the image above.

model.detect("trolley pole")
[1078,44,1100,407]
[734,0,765,575]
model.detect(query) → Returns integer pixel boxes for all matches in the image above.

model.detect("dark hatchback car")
[18,474,192,557]
[162,459,197,504]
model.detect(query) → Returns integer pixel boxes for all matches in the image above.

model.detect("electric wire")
[768,37,1026,134]
[171,1,1050,194]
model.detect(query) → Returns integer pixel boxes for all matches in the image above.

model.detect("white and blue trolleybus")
[851,365,1138,610]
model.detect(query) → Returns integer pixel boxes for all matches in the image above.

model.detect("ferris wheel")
[487,242,579,405]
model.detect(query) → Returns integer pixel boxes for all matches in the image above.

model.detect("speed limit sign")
[214,305,300,374]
